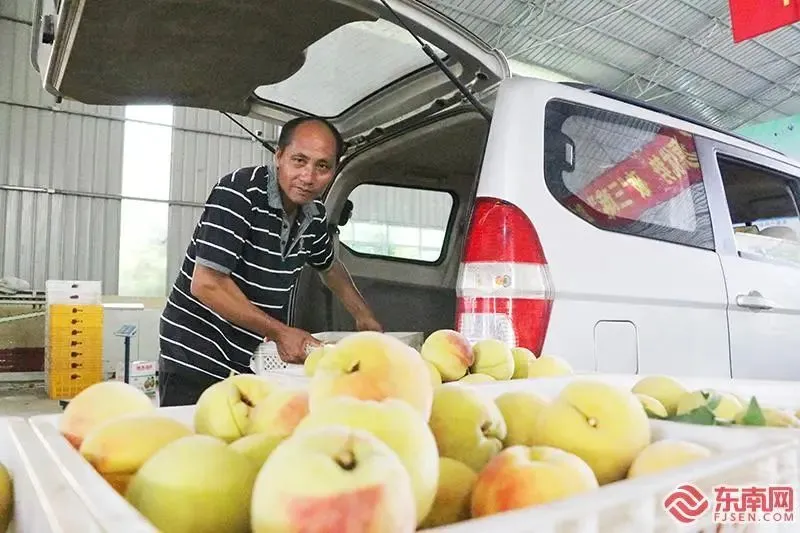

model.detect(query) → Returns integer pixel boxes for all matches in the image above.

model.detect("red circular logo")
[664,484,710,524]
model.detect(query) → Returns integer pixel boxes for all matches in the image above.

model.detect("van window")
[255,19,447,118]
[337,183,454,263]
[719,156,800,266]
[543,99,714,250]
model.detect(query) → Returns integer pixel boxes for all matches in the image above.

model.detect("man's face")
[274,121,337,208]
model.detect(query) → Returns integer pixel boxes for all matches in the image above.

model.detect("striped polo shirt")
[159,165,336,380]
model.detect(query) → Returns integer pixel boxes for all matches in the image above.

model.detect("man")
[158,116,382,406]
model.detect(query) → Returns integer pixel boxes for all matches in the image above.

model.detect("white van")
[31,0,800,380]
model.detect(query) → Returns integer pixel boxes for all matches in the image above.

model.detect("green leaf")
[669,405,717,426]
[738,396,766,426]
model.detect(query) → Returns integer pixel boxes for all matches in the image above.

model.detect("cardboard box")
[115,360,158,396]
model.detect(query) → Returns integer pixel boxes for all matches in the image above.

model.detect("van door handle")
[736,291,775,310]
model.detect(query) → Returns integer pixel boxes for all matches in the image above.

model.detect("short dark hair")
[277,116,346,161]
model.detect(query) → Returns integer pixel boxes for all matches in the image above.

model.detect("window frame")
[708,148,800,269]
[336,181,460,267]
[542,98,716,252]
[693,135,800,263]
[717,154,800,227]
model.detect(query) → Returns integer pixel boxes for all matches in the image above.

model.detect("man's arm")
[189,167,318,363]
[190,169,283,338]
[191,266,319,363]
[190,264,286,340]
[321,259,382,332]
[305,208,382,332]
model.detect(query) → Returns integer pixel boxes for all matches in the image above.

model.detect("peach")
[59,381,155,449]
[459,373,496,384]
[0,461,11,533]
[309,331,434,420]
[532,380,651,485]
[419,457,477,528]
[193,374,277,442]
[125,435,258,533]
[527,354,573,377]
[471,445,598,518]
[79,413,193,494]
[636,393,668,418]
[428,383,506,472]
[676,390,743,421]
[246,387,309,437]
[250,425,416,533]
[304,344,334,377]
[627,439,713,478]
[420,329,474,382]
[293,397,439,525]
[511,347,536,379]
[631,375,687,416]
[229,433,287,469]
[495,391,549,447]
[425,360,443,387]
[469,339,514,381]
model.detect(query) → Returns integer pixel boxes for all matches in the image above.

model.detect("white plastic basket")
[455,378,800,532]
[0,416,101,533]
[25,381,800,533]
[466,373,800,411]
[251,331,425,376]
[468,373,800,464]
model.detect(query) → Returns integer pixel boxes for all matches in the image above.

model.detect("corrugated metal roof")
[428,0,800,130]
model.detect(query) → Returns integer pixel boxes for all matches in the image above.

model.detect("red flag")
[729,0,800,42]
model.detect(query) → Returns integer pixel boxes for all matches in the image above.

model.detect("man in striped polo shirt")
[158,117,382,406]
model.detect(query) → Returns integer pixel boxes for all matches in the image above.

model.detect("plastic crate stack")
[45,281,104,400]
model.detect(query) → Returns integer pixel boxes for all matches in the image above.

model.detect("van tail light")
[456,197,553,355]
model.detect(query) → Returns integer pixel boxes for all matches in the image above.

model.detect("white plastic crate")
[455,378,800,532]
[467,373,800,411]
[251,330,424,375]
[0,416,101,533]
[44,280,103,305]
[26,382,800,533]
[468,373,800,463]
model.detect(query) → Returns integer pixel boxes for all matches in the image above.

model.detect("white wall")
[1,0,124,292]
[165,108,281,293]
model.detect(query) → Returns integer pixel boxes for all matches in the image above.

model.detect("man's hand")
[273,326,323,364]
[356,312,383,333]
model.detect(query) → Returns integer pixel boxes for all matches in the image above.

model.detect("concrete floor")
[0,379,161,419]
[0,381,65,417]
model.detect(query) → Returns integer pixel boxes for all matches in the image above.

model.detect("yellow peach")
[471,445,598,518]
[59,381,155,449]
[309,331,434,420]
[246,387,309,437]
[420,329,474,382]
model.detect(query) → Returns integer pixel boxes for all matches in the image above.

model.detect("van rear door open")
[29,0,509,141]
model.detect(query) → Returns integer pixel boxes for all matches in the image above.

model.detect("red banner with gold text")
[561,129,703,228]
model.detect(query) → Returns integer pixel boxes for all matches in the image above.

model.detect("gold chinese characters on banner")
[563,128,702,228]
